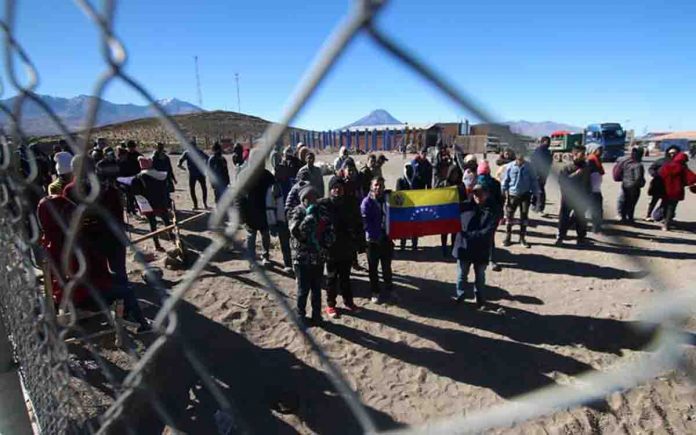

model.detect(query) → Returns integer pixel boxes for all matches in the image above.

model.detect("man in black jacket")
[322,177,364,317]
[239,157,275,267]
[177,138,209,210]
[530,136,552,215]
[452,184,497,308]
[131,157,172,252]
[616,146,646,223]
[207,142,231,203]
[556,146,592,245]
[395,163,418,251]
[123,140,143,177]
[152,142,177,193]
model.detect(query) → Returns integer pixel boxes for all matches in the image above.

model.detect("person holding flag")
[451,184,498,308]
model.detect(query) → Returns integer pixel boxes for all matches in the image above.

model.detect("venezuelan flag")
[387,186,461,239]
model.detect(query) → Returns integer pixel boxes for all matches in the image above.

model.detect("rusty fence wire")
[0,0,693,434]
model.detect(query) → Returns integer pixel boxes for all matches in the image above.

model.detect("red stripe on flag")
[389,218,461,239]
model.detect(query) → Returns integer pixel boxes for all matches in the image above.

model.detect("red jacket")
[38,193,113,306]
[659,152,696,201]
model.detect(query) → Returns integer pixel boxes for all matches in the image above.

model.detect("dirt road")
[118,151,695,434]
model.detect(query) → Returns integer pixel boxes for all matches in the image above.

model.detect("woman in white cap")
[48,151,74,195]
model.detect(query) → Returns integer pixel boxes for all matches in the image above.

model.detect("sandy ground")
[82,151,696,434]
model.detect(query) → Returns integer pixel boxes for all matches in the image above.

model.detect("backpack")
[612,159,625,182]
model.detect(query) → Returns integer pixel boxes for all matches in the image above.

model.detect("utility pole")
[235,73,241,113]
[194,56,203,108]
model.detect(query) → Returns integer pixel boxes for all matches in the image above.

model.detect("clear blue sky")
[10,0,696,132]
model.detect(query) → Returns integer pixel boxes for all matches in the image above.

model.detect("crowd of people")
[21,134,696,330]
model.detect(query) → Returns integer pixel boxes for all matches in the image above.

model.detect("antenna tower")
[194,55,203,108]
[235,73,241,113]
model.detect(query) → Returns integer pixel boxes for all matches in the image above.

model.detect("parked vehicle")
[549,130,583,162]
[584,123,626,161]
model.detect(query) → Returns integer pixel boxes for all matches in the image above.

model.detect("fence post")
[0,319,33,435]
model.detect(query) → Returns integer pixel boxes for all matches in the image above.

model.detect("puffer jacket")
[659,152,696,201]
[648,147,680,196]
[289,202,335,265]
[285,180,310,218]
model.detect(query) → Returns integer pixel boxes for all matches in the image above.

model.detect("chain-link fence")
[0,0,694,434]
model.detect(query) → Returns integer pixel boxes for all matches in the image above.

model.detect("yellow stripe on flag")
[388,186,459,208]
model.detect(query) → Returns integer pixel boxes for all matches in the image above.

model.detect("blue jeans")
[456,260,486,303]
[245,228,271,261]
[104,243,146,324]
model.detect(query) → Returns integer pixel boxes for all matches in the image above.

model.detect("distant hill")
[343,109,401,128]
[54,110,307,151]
[504,120,582,138]
[0,94,203,136]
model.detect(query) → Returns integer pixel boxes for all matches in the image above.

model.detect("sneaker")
[343,302,360,313]
[577,238,591,246]
[325,306,338,318]
[645,216,654,222]
[450,294,464,304]
[370,295,380,304]
[554,237,564,246]
[502,238,512,247]
[282,266,294,274]
[260,258,271,267]
[491,263,502,272]
[520,239,531,249]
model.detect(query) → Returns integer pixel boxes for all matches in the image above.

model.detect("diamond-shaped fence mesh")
[0,0,693,434]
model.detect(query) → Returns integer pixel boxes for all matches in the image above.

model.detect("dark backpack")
[612,159,626,182]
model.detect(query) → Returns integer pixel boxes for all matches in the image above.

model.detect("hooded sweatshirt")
[659,152,696,201]
[132,169,170,213]
[396,163,415,191]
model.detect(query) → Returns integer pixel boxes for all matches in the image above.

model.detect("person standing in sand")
[289,185,335,326]
[452,184,497,308]
[361,176,395,304]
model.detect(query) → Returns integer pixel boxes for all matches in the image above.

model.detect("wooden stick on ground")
[131,211,209,245]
